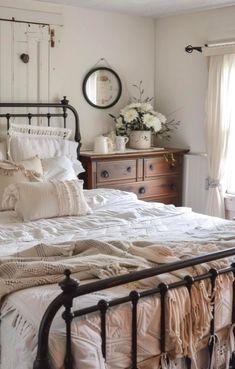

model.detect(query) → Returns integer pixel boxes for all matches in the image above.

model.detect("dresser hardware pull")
[139,187,146,194]
[170,183,177,191]
[127,166,131,172]
[149,164,153,170]
[164,154,169,162]
[170,163,176,170]
[101,170,109,178]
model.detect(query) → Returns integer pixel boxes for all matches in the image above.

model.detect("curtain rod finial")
[185,45,202,53]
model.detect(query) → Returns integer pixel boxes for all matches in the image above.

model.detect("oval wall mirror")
[82,67,122,109]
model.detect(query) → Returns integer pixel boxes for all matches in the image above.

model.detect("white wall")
[57,6,155,149]
[0,1,155,149]
[155,6,235,153]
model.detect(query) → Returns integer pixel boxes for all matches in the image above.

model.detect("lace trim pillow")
[0,157,43,211]
[2,179,91,221]
[9,123,72,139]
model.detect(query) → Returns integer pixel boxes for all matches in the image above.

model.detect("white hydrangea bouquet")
[110,81,179,141]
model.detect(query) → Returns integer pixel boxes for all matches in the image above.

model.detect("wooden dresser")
[80,148,188,206]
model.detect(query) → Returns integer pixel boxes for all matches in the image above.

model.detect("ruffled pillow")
[2,179,91,221]
[0,157,43,211]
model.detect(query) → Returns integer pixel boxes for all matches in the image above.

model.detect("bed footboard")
[33,248,235,369]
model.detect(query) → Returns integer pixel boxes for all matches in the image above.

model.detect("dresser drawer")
[96,159,137,184]
[99,176,179,199]
[144,156,179,178]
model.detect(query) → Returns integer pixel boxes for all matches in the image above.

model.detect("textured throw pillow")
[8,134,78,162]
[42,156,85,181]
[0,157,43,211]
[3,179,91,221]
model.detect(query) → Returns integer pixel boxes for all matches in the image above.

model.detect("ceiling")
[37,0,235,17]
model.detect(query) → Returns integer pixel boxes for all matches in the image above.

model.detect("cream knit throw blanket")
[0,239,234,364]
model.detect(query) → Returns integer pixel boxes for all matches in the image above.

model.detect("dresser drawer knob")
[139,187,146,194]
[127,166,132,172]
[170,183,177,191]
[101,170,109,178]
[149,164,153,170]
[169,163,176,170]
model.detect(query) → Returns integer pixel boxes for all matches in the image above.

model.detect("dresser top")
[80,147,189,159]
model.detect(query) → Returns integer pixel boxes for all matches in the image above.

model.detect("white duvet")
[0,189,235,257]
[1,189,235,369]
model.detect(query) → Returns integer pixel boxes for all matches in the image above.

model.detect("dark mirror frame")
[82,67,122,109]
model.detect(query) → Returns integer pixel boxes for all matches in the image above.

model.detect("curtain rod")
[185,40,235,53]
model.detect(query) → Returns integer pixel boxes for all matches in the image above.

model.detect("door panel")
[0,21,50,131]
[13,23,50,103]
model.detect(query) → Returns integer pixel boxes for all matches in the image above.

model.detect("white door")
[0,21,50,103]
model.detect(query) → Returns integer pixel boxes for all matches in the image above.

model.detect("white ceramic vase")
[129,130,151,149]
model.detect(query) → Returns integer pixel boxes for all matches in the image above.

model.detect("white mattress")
[1,189,235,369]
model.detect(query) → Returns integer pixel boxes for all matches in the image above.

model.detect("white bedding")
[0,188,235,257]
[1,189,235,369]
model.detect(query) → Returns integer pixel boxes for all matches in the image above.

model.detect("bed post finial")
[61,96,69,105]
[59,269,79,294]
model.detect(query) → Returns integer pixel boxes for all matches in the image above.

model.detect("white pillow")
[8,134,78,162]
[42,156,84,181]
[9,123,72,139]
[0,157,43,211]
[0,141,7,160]
[3,179,91,221]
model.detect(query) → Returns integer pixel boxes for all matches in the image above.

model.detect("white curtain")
[225,57,235,195]
[205,54,235,217]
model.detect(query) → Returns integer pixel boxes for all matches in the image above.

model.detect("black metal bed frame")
[33,247,235,369]
[1,99,235,369]
[0,96,81,155]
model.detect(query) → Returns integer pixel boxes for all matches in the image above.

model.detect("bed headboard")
[0,96,81,156]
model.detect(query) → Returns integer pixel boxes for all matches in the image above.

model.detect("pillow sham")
[9,123,72,139]
[0,157,43,211]
[0,141,7,160]
[42,156,84,181]
[8,134,78,162]
[3,179,91,221]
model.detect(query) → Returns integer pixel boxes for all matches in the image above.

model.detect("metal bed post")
[98,299,109,361]
[60,270,79,369]
[184,275,195,369]
[208,268,219,369]
[61,96,69,129]
[158,283,169,369]
[130,290,140,369]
